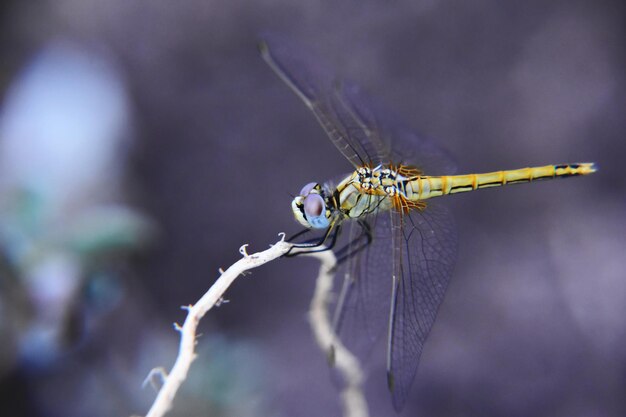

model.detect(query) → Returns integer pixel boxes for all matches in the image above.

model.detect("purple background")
[0,1,624,416]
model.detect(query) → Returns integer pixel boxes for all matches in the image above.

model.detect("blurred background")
[0,1,624,416]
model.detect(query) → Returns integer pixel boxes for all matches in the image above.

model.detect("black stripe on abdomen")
[451,185,473,192]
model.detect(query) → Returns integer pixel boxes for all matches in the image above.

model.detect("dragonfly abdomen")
[406,163,596,200]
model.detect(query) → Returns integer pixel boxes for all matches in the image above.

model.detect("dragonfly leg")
[286,227,313,243]
[285,223,342,257]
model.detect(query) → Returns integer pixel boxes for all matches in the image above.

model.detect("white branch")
[302,249,369,417]
[143,235,292,417]
[141,235,368,417]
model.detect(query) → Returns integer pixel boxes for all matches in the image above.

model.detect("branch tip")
[142,367,168,391]
[239,244,249,256]
[215,297,230,307]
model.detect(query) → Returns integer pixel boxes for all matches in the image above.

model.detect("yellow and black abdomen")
[406,163,596,201]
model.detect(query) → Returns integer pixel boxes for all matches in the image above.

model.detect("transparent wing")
[332,201,395,363]
[338,82,458,175]
[260,34,381,168]
[260,34,456,174]
[387,202,458,411]
[332,200,458,411]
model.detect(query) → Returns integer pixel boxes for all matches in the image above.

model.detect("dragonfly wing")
[261,34,457,175]
[387,202,458,411]
[338,82,458,175]
[260,34,384,168]
[332,197,395,364]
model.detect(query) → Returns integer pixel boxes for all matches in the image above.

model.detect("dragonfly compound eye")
[303,193,330,229]
[304,193,324,217]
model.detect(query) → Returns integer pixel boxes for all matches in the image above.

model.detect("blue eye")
[304,193,323,217]
[303,194,329,229]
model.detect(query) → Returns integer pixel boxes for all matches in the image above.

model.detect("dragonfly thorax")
[356,165,405,192]
[336,165,410,219]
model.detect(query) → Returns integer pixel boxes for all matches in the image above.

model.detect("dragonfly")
[259,35,596,411]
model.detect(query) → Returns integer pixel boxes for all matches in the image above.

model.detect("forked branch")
[140,235,368,417]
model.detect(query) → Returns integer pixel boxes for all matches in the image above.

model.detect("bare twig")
[143,234,291,417]
[302,249,369,417]
[141,235,367,417]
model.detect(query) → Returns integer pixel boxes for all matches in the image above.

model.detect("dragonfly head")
[292,182,331,229]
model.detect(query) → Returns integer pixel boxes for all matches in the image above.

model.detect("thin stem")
[141,235,368,417]
[303,249,369,417]
[143,236,291,417]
